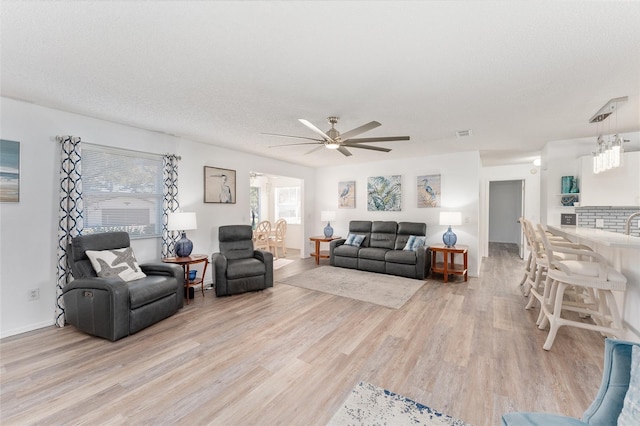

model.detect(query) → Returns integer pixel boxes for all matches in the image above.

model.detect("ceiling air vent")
[456,129,472,138]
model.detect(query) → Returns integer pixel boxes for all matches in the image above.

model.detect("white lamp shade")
[439,211,462,226]
[321,211,336,222]
[167,212,197,231]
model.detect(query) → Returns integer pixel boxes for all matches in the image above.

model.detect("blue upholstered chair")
[502,338,638,425]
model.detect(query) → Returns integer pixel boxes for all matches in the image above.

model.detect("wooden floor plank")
[0,244,606,425]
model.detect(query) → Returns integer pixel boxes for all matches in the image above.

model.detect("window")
[275,186,301,224]
[82,144,164,238]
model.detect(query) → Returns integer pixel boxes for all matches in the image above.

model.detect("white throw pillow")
[618,345,640,425]
[85,247,147,282]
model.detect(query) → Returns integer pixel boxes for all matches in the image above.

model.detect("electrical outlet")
[595,219,604,228]
[28,288,39,301]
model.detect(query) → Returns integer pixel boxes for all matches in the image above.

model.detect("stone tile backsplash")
[575,206,640,237]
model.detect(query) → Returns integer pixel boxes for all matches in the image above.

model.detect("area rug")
[329,381,472,426]
[277,266,423,309]
[273,258,294,270]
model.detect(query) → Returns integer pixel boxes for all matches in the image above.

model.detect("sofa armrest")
[211,253,228,296]
[329,239,346,265]
[254,250,274,288]
[415,245,430,280]
[140,262,184,307]
[62,277,130,341]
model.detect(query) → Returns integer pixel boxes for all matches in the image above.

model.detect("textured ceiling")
[2,1,639,168]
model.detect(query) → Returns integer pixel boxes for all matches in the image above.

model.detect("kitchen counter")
[547,225,640,250]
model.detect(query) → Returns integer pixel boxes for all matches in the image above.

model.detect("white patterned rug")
[277,266,424,309]
[329,382,472,426]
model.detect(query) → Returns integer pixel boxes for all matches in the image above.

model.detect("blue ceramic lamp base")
[175,231,193,257]
[442,226,457,248]
[324,222,334,238]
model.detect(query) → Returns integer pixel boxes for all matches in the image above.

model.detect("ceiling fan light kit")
[264,116,410,157]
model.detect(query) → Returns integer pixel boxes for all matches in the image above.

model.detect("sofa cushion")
[358,247,389,261]
[345,233,366,247]
[386,250,418,265]
[370,221,398,249]
[403,235,426,251]
[227,257,266,279]
[128,275,179,309]
[333,244,360,258]
[348,221,372,247]
[85,247,147,282]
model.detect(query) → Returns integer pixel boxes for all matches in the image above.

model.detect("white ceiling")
[2,1,639,168]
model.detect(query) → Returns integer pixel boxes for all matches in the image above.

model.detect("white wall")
[481,163,541,260]
[0,97,315,338]
[315,151,482,277]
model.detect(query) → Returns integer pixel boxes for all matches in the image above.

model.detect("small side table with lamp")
[164,212,208,304]
[431,212,468,283]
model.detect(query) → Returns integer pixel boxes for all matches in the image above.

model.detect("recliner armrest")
[254,250,274,289]
[141,263,183,280]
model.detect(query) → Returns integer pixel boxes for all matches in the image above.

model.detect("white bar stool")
[536,224,626,351]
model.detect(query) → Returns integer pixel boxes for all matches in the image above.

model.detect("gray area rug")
[277,266,424,309]
[329,381,472,426]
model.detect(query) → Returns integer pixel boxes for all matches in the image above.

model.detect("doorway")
[249,172,304,255]
[489,180,524,258]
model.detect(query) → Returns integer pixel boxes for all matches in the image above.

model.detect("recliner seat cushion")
[128,275,179,309]
[333,244,360,258]
[385,250,418,265]
[227,258,266,279]
[358,247,389,261]
[369,221,398,249]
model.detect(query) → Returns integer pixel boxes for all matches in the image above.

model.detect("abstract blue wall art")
[367,175,401,211]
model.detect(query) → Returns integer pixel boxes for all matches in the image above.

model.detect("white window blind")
[82,144,164,238]
[275,186,301,224]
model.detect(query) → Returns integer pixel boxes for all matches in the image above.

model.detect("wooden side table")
[309,236,341,265]
[162,254,209,305]
[430,244,468,283]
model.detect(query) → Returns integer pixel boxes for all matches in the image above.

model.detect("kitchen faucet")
[625,211,640,235]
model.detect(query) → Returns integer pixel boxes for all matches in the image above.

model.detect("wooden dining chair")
[254,220,271,251]
[269,219,287,259]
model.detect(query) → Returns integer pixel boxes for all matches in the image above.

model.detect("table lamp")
[321,210,336,238]
[439,211,462,248]
[168,212,197,257]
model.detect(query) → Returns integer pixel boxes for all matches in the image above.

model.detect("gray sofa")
[330,221,430,279]
[63,232,184,341]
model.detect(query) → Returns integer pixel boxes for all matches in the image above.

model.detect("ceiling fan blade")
[298,119,334,142]
[261,132,324,142]
[339,121,381,141]
[268,142,322,148]
[337,146,352,157]
[345,136,410,143]
[304,145,325,155]
[345,143,391,152]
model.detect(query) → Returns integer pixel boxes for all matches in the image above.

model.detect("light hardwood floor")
[1,244,605,425]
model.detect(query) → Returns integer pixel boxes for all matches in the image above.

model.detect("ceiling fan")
[263,116,410,157]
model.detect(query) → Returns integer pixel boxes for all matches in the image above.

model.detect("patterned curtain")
[55,136,84,327]
[161,154,180,257]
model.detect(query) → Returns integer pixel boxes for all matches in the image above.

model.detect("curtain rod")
[55,135,181,160]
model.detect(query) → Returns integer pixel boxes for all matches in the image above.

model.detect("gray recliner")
[63,232,184,341]
[212,225,274,296]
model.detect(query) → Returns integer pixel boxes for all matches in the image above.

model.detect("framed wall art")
[0,139,20,203]
[338,180,355,209]
[204,166,236,204]
[417,174,441,208]
[367,175,401,211]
